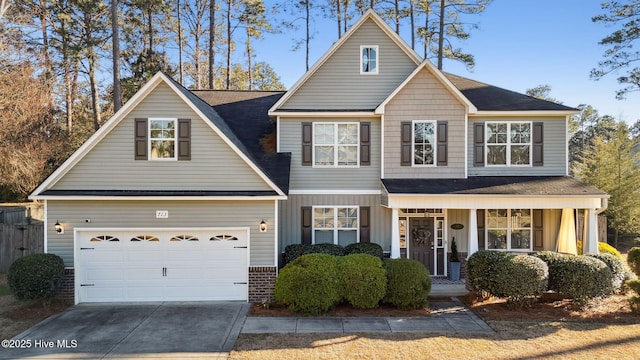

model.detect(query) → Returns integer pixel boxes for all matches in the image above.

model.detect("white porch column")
[584,208,599,254]
[391,208,400,258]
[468,209,478,258]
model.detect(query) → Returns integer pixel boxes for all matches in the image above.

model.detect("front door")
[410,218,435,274]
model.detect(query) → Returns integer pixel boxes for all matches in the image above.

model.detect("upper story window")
[486,122,531,166]
[149,119,176,160]
[313,123,359,167]
[360,45,378,74]
[486,209,532,251]
[413,121,437,166]
[313,206,359,246]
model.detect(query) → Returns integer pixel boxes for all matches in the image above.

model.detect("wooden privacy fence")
[576,214,607,244]
[0,223,45,272]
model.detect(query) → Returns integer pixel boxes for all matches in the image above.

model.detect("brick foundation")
[248,266,277,303]
[57,268,75,302]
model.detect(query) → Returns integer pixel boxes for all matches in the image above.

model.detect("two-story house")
[30,10,607,304]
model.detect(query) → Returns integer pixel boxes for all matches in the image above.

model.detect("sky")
[254,0,640,123]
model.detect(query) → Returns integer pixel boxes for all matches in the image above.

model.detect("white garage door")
[75,228,248,303]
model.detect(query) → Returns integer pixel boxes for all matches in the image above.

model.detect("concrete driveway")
[0,302,249,359]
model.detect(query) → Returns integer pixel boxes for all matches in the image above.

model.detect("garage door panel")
[77,228,249,303]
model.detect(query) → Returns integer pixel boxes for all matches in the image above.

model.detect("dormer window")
[360,45,378,74]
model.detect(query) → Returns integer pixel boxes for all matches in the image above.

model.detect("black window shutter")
[301,207,312,245]
[134,118,148,160]
[533,122,544,166]
[473,123,485,167]
[178,118,191,161]
[477,210,485,250]
[400,122,412,166]
[359,206,370,243]
[533,209,544,251]
[302,122,312,166]
[360,122,371,166]
[437,121,448,166]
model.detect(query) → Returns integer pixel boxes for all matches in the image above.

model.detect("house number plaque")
[156,210,169,219]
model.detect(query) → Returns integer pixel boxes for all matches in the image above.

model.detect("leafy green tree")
[573,121,640,247]
[591,0,640,99]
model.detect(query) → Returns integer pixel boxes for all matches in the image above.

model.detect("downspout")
[595,197,608,215]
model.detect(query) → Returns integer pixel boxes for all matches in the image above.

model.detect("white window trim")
[485,121,532,167]
[485,209,533,252]
[312,122,360,168]
[360,45,379,75]
[311,206,360,245]
[412,120,438,167]
[149,118,178,161]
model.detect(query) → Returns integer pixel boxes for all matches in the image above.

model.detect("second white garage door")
[75,228,248,303]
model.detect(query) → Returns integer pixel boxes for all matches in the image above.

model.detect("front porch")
[431,276,468,297]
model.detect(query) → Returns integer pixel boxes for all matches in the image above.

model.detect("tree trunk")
[336,0,342,38]
[409,0,415,50]
[226,0,231,89]
[209,0,215,89]
[305,0,309,71]
[88,51,101,130]
[112,0,122,111]
[177,0,184,85]
[394,0,399,34]
[246,30,252,90]
[39,0,52,82]
[437,0,445,70]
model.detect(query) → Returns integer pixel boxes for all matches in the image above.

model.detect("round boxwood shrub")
[283,244,313,265]
[586,253,628,293]
[343,242,384,260]
[626,279,640,313]
[533,251,567,291]
[312,243,345,256]
[337,254,386,309]
[493,255,549,307]
[553,255,613,305]
[628,247,640,276]
[274,254,341,314]
[383,258,431,310]
[8,253,65,301]
[466,250,511,297]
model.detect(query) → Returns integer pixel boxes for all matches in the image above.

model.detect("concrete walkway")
[242,297,493,334]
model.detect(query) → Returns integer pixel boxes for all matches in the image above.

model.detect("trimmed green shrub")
[552,255,613,305]
[274,254,341,314]
[493,255,549,307]
[628,247,640,276]
[586,253,628,293]
[533,251,567,292]
[337,254,386,309]
[466,250,511,297]
[343,242,384,259]
[383,258,431,310]
[8,253,65,301]
[283,244,313,265]
[626,280,640,313]
[312,243,345,256]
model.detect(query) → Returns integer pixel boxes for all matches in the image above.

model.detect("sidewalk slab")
[296,318,344,333]
[241,317,297,333]
[342,318,391,333]
[386,318,454,333]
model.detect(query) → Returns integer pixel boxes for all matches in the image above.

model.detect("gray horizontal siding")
[278,194,391,252]
[281,20,417,110]
[47,200,275,267]
[383,68,466,178]
[467,117,568,176]
[53,82,272,191]
[279,117,381,190]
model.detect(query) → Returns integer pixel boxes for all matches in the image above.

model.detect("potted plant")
[449,237,461,281]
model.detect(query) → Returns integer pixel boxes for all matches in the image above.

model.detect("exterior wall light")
[259,220,267,233]
[54,220,64,234]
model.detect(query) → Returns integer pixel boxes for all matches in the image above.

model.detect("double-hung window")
[313,207,359,246]
[413,120,436,166]
[360,45,378,74]
[486,209,532,251]
[314,123,359,167]
[149,118,176,160]
[486,122,531,166]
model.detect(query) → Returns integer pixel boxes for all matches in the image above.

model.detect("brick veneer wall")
[248,266,277,303]
[57,268,75,302]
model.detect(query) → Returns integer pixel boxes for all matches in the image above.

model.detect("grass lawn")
[230,321,640,359]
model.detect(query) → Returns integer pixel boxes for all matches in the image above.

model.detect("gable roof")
[444,73,578,113]
[31,73,289,198]
[269,9,422,114]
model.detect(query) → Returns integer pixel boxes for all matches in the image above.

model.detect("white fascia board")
[472,110,579,117]
[387,194,607,210]
[375,60,477,115]
[269,9,422,113]
[269,111,377,117]
[30,72,167,197]
[289,190,381,195]
[30,195,288,201]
